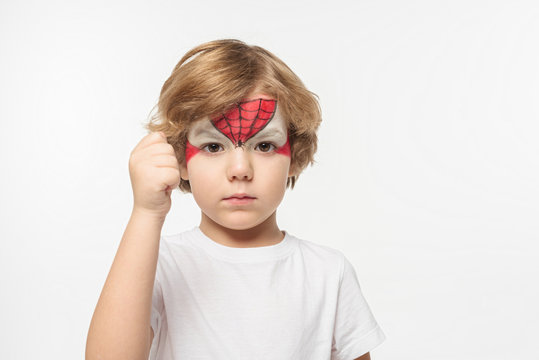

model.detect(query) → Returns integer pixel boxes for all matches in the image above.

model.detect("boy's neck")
[199,211,285,248]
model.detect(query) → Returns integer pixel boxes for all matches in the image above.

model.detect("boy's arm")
[85,209,163,360]
[355,352,371,360]
[86,132,181,360]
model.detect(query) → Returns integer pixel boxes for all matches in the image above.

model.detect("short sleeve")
[149,272,164,359]
[331,254,386,360]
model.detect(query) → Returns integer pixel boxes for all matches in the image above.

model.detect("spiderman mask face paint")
[185,98,290,163]
[181,97,294,232]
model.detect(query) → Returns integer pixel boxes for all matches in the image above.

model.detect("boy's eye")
[201,143,224,153]
[255,142,276,153]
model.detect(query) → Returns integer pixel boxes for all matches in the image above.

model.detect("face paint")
[185,98,290,163]
[274,136,291,157]
[212,98,276,147]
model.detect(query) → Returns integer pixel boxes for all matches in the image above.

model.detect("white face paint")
[187,106,289,154]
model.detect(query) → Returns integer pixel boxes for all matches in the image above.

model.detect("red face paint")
[185,140,200,163]
[211,98,277,147]
[184,98,291,163]
[275,135,291,157]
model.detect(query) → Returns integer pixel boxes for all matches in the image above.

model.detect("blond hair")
[145,39,322,193]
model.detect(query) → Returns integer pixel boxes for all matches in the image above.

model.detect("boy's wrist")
[131,207,167,225]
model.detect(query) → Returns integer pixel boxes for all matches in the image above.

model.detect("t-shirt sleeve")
[331,254,386,360]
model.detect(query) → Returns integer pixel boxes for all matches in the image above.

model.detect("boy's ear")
[179,161,189,181]
[288,163,298,177]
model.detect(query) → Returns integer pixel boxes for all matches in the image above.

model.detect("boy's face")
[180,94,295,231]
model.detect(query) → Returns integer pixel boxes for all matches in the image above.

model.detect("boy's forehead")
[187,98,287,145]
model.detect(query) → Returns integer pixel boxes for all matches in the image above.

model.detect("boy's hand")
[128,132,181,220]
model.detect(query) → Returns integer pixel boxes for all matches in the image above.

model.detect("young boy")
[86,39,385,360]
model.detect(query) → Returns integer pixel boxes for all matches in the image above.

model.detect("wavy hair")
[145,39,322,193]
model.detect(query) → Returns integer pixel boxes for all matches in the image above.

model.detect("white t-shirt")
[149,227,385,360]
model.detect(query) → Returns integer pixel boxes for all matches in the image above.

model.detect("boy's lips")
[223,193,256,200]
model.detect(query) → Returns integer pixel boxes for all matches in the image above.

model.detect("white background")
[1,0,538,359]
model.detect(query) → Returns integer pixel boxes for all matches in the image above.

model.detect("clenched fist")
[128,132,181,220]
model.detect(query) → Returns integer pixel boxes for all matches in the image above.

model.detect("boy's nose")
[226,146,253,181]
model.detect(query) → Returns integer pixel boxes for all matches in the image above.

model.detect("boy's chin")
[203,212,275,232]
[216,218,268,232]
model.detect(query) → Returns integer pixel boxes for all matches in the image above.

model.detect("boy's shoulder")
[291,233,348,272]
[292,233,345,260]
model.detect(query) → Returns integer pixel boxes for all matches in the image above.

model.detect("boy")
[86,39,385,360]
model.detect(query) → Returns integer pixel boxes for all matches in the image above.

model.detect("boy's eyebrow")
[192,127,285,140]
[250,128,285,139]
[191,128,223,139]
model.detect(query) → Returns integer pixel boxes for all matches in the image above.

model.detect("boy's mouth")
[223,193,256,200]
